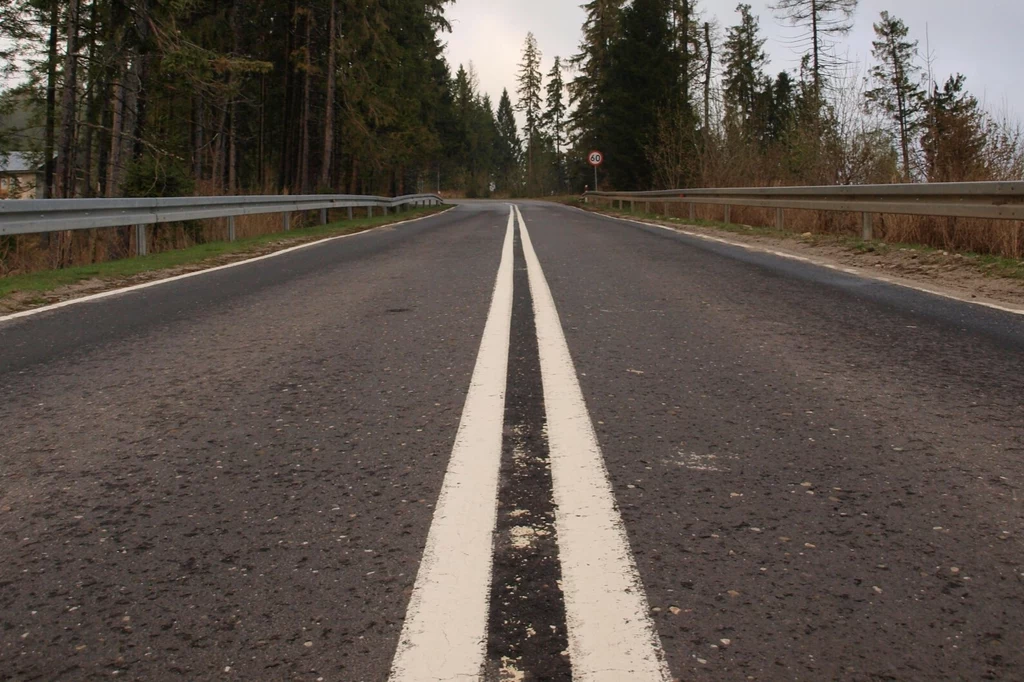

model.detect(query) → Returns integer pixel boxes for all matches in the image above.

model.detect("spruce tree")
[543,57,567,156]
[865,11,925,180]
[569,0,625,149]
[516,32,544,190]
[602,0,674,189]
[722,4,768,128]
[921,75,986,182]
[496,88,521,192]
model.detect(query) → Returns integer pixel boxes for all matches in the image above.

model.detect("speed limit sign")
[588,150,604,166]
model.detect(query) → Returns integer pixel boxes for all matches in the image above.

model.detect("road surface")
[1,201,1022,681]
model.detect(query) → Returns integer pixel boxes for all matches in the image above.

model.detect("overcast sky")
[443,0,1023,121]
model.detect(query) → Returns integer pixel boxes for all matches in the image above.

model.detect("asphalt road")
[2,201,1022,681]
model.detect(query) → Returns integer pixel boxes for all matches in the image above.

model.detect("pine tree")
[722,4,767,128]
[865,11,925,180]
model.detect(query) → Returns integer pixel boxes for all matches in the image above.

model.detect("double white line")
[389,206,670,681]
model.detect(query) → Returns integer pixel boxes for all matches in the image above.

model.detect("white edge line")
[563,203,1024,317]
[0,206,455,324]
[388,206,514,681]
[516,205,672,682]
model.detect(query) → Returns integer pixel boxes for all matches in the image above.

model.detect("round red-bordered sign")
[588,150,604,167]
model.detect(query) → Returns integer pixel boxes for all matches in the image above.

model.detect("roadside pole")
[588,150,603,193]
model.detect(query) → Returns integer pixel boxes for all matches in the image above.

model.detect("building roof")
[0,152,40,174]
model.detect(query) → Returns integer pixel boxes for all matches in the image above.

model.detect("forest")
[1,0,1023,265]
[0,0,522,201]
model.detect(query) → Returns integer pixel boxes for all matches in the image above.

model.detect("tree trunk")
[680,0,690,106]
[227,0,241,193]
[55,0,80,198]
[259,75,266,190]
[298,9,312,193]
[118,57,142,189]
[80,89,98,197]
[319,0,337,189]
[79,0,101,198]
[890,42,911,180]
[228,95,238,193]
[811,0,820,96]
[703,22,712,129]
[132,59,147,162]
[211,96,228,192]
[43,0,59,199]
[192,93,204,183]
[348,156,359,194]
[105,74,124,197]
[278,0,295,191]
[93,80,110,196]
[107,56,141,198]
[130,0,151,165]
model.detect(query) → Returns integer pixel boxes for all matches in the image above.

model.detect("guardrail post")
[347,206,353,220]
[383,206,389,215]
[723,205,731,223]
[629,200,635,212]
[644,201,650,214]
[320,208,328,225]
[862,212,874,240]
[228,216,236,242]
[776,208,784,230]
[135,225,147,256]
[368,206,373,218]
[283,212,290,231]
[688,203,695,221]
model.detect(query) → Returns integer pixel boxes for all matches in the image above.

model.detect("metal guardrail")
[0,193,444,255]
[585,182,1024,240]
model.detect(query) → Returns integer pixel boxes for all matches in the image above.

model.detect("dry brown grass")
[637,200,1024,259]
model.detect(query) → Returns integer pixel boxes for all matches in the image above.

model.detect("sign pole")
[588,150,603,192]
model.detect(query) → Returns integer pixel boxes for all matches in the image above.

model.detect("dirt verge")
[580,206,1024,312]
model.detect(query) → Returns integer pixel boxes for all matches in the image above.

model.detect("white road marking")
[568,205,1024,317]
[0,207,454,324]
[516,205,672,681]
[388,207,515,681]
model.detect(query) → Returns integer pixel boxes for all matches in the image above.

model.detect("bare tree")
[771,0,858,96]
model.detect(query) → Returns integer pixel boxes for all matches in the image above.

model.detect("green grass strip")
[0,206,445,299]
